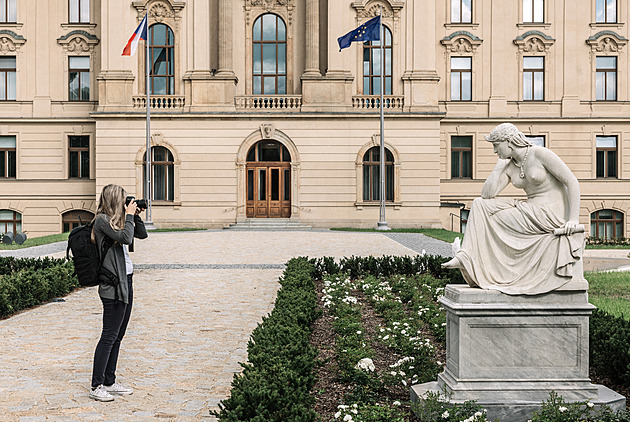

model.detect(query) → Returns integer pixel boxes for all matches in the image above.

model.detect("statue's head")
[484,123,532,148]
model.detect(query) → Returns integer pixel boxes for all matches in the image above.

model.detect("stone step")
[223,219,312,231]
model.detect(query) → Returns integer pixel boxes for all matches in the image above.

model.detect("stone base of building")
[409,284,626,422]
[411,382,625,422]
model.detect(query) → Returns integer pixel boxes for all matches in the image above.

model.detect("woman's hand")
[125,200,138,216]
[562,220,582,236]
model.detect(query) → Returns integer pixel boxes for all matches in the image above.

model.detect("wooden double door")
[246,162,291,218]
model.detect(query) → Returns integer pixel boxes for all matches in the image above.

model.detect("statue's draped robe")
[456,197,584,295]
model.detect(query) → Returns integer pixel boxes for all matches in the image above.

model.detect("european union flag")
[337,15,381,51]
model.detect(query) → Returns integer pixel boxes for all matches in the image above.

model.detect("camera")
[125,196,148,210]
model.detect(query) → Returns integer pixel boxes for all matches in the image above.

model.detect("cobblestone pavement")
[0,231,426,422]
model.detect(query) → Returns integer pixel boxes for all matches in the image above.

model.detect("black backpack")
[66,222,113,287]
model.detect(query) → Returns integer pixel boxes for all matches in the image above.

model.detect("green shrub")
[0,258,77,318]
[212,257,320,421]
[590,309,630,386]
[530,391,630,422]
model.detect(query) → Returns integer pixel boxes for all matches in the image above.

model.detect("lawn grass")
[330,227,461,244]
[586,271,630,320]
[0,233,69,250]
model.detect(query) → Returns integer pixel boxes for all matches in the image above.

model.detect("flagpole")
[376,6,389,231]
[145,18,153,226]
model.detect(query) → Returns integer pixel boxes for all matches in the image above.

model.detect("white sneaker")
[103,382,133,395]
[89,385,115,402]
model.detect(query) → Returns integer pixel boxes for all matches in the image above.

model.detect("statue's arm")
[481,159,511,199]
[538,148,581,232]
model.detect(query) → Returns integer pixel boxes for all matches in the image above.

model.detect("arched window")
[363,26,392,95]
[145,146,174,201]
[252,14,287,95]
[149,23,175,95]
[62,210,94,232]
[590,209,624,239]
[0,209,21,234]
[363,147,394,202]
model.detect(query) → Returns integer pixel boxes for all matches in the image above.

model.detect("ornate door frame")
[236,124,300,221]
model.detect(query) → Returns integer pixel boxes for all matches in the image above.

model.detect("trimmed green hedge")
[0,257,77,318]
[590,308,630,387]
[212,257,320,421]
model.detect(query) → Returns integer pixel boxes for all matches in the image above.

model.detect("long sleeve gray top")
[93,213,148,304]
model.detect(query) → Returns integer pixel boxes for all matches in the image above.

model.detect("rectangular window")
[523,0,544,22]
[69,0,89,23]
[451,136,472,179]
[68,136,89,178]
[451,0,472,23]
[523,56,544,101]
[596,56,617,101]
[0,56,16,101]
[596,136,617,178]
[450,57,472,101]
[0,0,17,23]
[526,135,545,147]
[68,56,90,101]
[0,136,16,178]
[596,0,616,23]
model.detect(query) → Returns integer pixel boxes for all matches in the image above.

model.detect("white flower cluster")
[322,276,355,308]
[379,322,434,352]
[355,357,375,372]
[458,411,485,422]
[334,404,359,420]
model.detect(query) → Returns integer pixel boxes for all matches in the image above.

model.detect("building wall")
[0,0,628,238]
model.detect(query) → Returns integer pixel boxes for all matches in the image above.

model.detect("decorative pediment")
[514,31,555,52]
[351,0,404,19]
[57,30,99,52]
[441,31,483,53]
[132,0,185,21]
[586,31,628,53]
[244,0,295,27]
[0,30,26,53]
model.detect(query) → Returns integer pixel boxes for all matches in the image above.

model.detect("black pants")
[91,274,133,388]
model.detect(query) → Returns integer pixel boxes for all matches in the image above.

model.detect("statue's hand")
[553,221,584,236]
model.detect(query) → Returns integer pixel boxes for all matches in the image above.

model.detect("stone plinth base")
[410,285,626,422]
[411,382,625,422]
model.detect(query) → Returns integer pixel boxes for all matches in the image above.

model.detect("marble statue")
[443,123,585,295]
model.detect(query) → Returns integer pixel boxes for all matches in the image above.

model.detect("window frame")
[362,146,394,202]
[590,209,623,239]
[68,56,90,101]
[450,56,472,101]
[252,13,287,95]
[0,136,16,179]
[362,25,393,96]
[68,0,90,24]
[148,23,175,96]
[595,56,617,101]
[0,56,16,101]
[595,136,618,178]
[0,209,21,234]
[523,0,544,23]
[68,135,90,179]
[0,0,17,23]
[451,0,473,24]
[523,56,545,101]
[145,146,175,202]
[525,135,546,147]
[595,0,617,23]
[62,210,94,233]
[451,135,473,179]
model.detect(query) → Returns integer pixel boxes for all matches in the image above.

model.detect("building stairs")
[223,218,312,231]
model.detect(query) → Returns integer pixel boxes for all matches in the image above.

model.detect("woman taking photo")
[89,184,147,402]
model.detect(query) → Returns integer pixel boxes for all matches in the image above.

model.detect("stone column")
[303,0,320,76]
[217,0,234,76]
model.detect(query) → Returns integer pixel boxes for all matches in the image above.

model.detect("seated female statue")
[443,123,585,295]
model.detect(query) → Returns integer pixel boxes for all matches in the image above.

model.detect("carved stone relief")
[523,37,547,52]
[596,37,619,52]
[0,37,16,53]
[245,0,295,26]
[260,124,275,139]
[451,38,474,53]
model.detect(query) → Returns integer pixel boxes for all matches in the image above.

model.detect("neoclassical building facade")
[0,0,629,239]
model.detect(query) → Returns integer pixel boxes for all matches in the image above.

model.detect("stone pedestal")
[411,285,626,422]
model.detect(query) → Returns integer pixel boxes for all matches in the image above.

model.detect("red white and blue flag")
[122,14,148,56]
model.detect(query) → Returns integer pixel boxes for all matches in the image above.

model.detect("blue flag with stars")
[337,15,381,51]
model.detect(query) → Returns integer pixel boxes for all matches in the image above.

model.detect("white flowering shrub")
[529,391,630,422]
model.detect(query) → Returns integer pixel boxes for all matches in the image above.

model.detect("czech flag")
[122,14,148,56]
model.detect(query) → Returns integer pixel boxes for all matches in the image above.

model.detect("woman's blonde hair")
[92,184,126,242]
